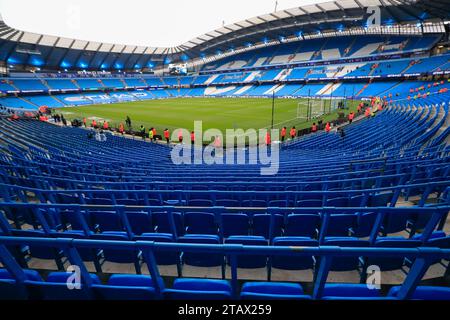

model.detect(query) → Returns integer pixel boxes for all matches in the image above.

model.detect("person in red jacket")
[348,112,355,123]
[178,129,183,143]
[365,108,371,118]
[265,131,271,145]
[92,119,97,128]
[103,121,109,130]
[281,127,287,142]
[325,122,331,133]
[152,128,157,141]
[164,129,170,144]
[190,131,195,145]
[83,117,87,127]
[290,127,296,139]
[311,123,317,133]
[119,123,124,135]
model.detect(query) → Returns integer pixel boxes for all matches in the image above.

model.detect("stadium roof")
[0,0,449,70]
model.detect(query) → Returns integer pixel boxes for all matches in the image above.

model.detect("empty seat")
[285,214,320,238]
[134,233,179,265]
[184,212,217,235]
[272,237,318,270]
[240,282,311,300]
[222,214,250,237]
[321,284,382,300]
[367,237,421,271]
[351,212,377,238]
[252,214,284,239]
[325,214,356,237]
[26,272,100,300]
[225,236,268,268]
[188,199,213,207]
[323,238,370,271]
[388,286,450,300]
[178,235,223,267]
[0,269,42,300]
[90,211,123,232]
[153,211,184,236]
[126,211,153,236]
[93,274,158,300]
[91,232,141,273]
[164,279,232,300]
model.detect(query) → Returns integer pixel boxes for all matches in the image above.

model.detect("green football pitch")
[56,97,360,134]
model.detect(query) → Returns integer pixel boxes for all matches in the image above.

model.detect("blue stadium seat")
[240,282,311,300]
[184,212,217,235]
[0,269,42,300]
[321,284,382,300]
[272,237,318,270]
[285,214,320,238]
[225,236,268,268]
[164,278,232,300]
[252,214,284,239]
[178,235,223,267]
[221,214,250,237]
[26,272,100,300]
[388,286,450,300]
[93,274,159,300]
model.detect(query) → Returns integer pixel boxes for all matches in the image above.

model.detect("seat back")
[225,236,268,268]
[222,214,249,237]
[272,237,318,270]
[286,214,320,238]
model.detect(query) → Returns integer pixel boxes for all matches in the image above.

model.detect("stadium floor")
[55,97,361,134]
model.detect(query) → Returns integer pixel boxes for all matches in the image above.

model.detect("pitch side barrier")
[0,235,449,300]
[0,202,448,244]
[1,180,449,209]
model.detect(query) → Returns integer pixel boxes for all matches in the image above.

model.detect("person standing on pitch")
[325,122,331,133]
[149,128,154,142]
[290,126,296,139]
[281,127,287,142]
[126,116,132,130]
[164,129,170,144]
[178,129,183,143]
[140,125,146,140]
[265,131,271,146]
[152,128,157,142]
[191,131,195,145]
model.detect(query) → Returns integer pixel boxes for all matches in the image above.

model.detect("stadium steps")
[400,61,415,74]
[343,37,358,57]
[377,81,403,98]
[204,74,220,85]
[71,79,81,89]
[40,79,52,91]
[425,107,450,145]
[234,85,253,95]
[50,95,66,106]
[355,82,370,97]
[317,83,341,96]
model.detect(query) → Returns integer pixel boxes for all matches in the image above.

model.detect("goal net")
[297,98,346,121]
[297,99,326,120]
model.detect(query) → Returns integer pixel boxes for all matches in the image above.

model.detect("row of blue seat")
[1,236,449,300]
